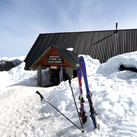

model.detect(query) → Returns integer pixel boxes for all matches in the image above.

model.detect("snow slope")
[0,52,137,137]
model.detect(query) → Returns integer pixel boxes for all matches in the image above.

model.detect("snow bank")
[0,61,51,91]
[0,61,37,90]
[0,52,137,136]
[79,55,101,76]
[38,53,137,136]
[0,66,34,91]
[97,51,137,77]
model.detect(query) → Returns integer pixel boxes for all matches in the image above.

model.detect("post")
[60,64,63,82]
[37,64,42,86]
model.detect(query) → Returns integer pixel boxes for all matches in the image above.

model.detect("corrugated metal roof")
[24,29,137,70]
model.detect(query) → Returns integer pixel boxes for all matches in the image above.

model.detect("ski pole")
[36,91,84,132]
[68,79,83,130]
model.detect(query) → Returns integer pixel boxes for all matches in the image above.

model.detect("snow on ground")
[0,52,137,137]
[0,62,37,90]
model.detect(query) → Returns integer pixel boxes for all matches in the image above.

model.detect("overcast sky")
[1,0,137,58]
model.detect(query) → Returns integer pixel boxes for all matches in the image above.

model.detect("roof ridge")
[39,28,137,35]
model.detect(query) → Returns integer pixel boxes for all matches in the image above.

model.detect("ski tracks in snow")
[0,86,49,137]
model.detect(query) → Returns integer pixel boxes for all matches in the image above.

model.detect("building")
[24,28,137,86]
[25,45,78,86]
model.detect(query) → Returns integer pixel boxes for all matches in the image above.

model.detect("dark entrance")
[50,68,60,85]
[73,70,77,78]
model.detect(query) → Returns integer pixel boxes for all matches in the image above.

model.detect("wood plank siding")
[31,47,74,69]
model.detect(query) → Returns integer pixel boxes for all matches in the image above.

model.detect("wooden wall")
[32,47,73,69]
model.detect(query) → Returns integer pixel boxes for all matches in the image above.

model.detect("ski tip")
[78,56,83,62]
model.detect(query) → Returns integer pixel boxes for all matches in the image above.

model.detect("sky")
[1,0,137,58]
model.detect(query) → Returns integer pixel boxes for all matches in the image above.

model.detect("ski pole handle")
[36,91,44,101]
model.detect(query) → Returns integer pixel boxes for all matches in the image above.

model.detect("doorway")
[50,67,60,85]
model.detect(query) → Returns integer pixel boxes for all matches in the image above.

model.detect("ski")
[77,65,87,129]
[78,56,99,129]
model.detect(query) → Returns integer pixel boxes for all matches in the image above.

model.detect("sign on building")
[48,56,62,63]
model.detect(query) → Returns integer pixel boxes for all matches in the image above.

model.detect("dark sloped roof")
[53,46,78,69]
[24,29,137,69]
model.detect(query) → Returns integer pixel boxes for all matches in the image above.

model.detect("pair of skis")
[77,56,99,130]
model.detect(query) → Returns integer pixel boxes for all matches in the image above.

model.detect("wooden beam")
[37,65,42,86]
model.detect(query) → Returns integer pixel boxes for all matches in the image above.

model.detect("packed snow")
[0,52,137,137]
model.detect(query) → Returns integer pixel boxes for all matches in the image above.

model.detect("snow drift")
[0,52,137,137]
[97,51,137,76]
